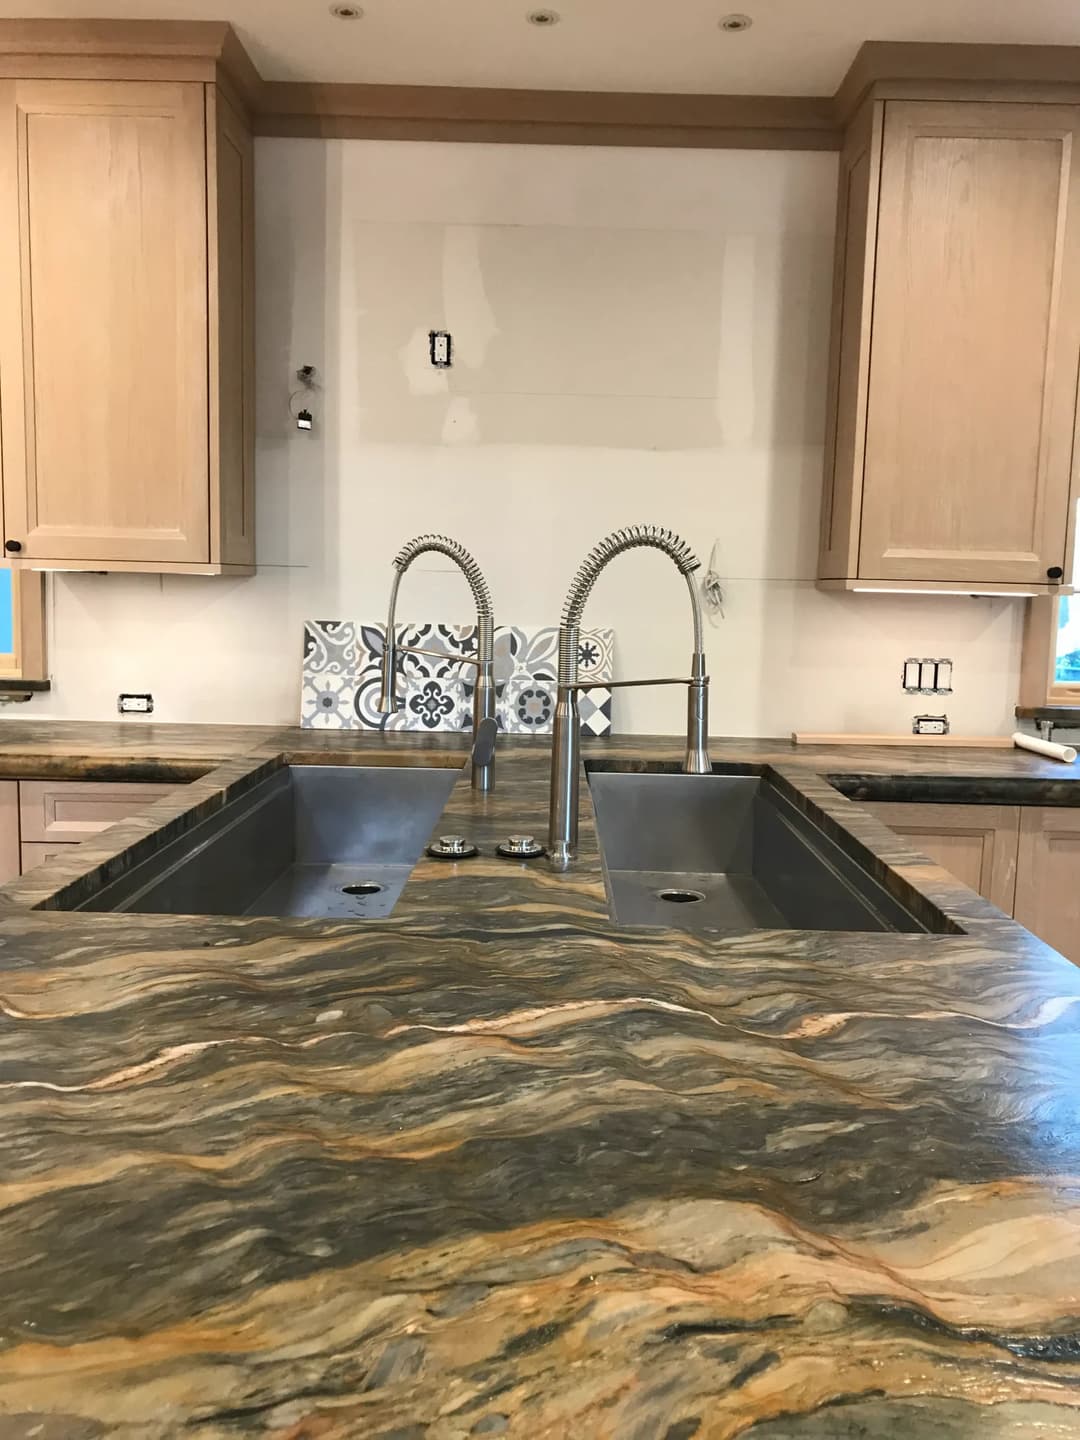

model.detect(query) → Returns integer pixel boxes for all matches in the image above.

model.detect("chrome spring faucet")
[378,534,498,791]
[548,525,711,866]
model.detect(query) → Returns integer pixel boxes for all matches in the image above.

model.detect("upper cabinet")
[0,59,254,574]
[820,99,1080,594]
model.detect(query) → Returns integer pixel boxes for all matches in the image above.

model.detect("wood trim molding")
[0,570,47,683]
[8,25,1080,152]
[835,41,1080,123]
[256,81,839,149]
[1020,594,1080,707]
[0,19,262,115]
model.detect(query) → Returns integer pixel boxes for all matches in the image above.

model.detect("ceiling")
[3,0,1080,93]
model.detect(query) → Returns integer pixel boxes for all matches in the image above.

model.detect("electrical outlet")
[118,693,153,715]
[429,330,452,368]
[912,714,949,736]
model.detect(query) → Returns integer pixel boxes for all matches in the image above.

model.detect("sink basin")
[588,767,930,933]
[81,765,458,919]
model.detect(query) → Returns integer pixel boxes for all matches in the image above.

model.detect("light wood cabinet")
[18,779,174,843]
[865,801,1021,913]
[20,842,69,874]
[0,781,19,885]
[820,99,1080,593]
[0,76,254,574]
[869,799,1080,965]
[0,778,175,883]
[1014,808,1080,965]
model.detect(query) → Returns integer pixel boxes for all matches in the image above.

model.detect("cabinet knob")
[1047,565,1065,580]
[4,540,22,554]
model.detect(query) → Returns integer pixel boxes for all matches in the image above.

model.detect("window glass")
[0,568,12,656]
[1057,509,1080,684]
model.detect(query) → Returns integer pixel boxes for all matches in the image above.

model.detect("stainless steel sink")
[588,767,929,933]
[81,765,458,919]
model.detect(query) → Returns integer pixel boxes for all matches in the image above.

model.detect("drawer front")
[19,781,175,843]
[20,841,71,874]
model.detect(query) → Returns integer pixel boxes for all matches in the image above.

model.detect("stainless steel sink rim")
[589,768,931,935]
[77,764,459,919]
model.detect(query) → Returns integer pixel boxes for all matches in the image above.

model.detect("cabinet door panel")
[19,780,175,842]
[860,102,1080,585]
[866,801,1020,913]
[0,79,209,564]
[1014,808,1080,964]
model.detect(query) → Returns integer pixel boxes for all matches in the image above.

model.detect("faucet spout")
[379,534,497,792]
[548,526,711,866]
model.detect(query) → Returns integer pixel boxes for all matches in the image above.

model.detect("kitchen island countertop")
[1,721,1080,1437]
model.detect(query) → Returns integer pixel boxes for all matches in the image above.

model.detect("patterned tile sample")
[301,621,615,734]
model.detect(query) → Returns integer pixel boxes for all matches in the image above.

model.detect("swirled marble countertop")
[1,721,1080,1437]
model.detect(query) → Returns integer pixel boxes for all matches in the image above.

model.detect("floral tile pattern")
[300,621,615,735]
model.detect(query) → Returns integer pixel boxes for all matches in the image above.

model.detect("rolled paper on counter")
[1012,731,1078,764]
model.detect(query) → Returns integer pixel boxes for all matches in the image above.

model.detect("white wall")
[28,138,1025,736]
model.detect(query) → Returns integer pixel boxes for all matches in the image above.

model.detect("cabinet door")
[0,79,209,565]
[860,102,1080,586]
[1014,807,1080,964]
[866,801,1020,913]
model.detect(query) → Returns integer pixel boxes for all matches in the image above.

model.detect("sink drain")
[341,882,385,897]
[657,888,706,904]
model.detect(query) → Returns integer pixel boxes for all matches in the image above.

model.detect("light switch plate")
[903,657,954,695]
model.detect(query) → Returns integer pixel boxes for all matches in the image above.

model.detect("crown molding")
[257,81,839,149]
[835,40,1080,122]
[0,19,262,115]
[5,25,1080,150]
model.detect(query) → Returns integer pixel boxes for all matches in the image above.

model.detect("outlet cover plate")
[118,693,154,715]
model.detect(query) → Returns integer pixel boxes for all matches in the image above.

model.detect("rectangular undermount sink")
[80,765,458,919]
[588,767,929,934]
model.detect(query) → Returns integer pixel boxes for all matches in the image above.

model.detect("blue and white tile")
[301,620,615,735]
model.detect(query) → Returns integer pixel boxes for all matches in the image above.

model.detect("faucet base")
[548,687,581,863]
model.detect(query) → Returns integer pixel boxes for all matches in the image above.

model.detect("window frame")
[0,569,46,683]
[1020,593,1080,706]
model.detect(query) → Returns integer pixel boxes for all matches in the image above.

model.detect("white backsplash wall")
[32,138,1025,734]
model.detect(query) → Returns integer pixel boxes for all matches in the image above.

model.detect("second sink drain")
[341,881,385,897]
[656,888,706,904]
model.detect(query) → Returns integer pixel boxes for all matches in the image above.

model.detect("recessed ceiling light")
[330,3,363,17]
[527,9,560,26]
[719,13,753,30]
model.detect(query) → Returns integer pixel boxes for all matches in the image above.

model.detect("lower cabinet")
[18,780,175,844]
[868,799,1079,965]
[1013,808,1080,966]
[0,778,175,881]
[0,782,18,884]
[865,802,1021,915]
[20,842,72,874]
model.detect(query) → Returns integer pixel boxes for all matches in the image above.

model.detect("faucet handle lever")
[472,715,498,768]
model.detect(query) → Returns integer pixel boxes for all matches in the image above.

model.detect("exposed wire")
[701,539,725,625]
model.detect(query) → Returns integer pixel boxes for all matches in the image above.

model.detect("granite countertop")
[2,722,1080,1437]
